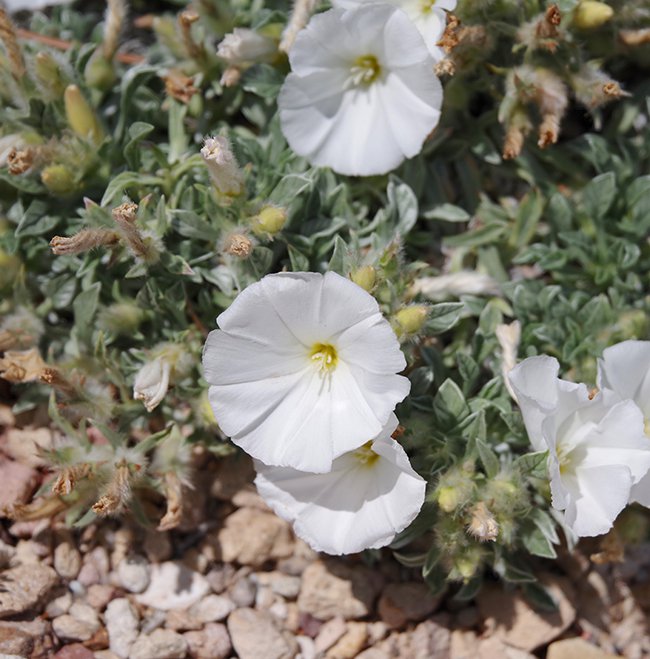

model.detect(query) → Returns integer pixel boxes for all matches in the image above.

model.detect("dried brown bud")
[179,9,203,60]
[434,58,456,77]
[93,462,132,517]
[158,472,183,531]
[220,66,242,88]
[7,148,35,175]
[112,201,159,263]
[39,367,77,396]
[164,70,198,104]
[0,348,47,383]
[50,228,119,255]
[224,233,253,258]
[467,502,499,542]
[437,13,461,53]
[52,464,91,496]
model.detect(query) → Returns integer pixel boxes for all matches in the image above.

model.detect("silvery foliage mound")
[1,0,649,607]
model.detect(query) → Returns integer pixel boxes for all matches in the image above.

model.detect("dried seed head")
[0,7,25,78]
[0,348,47,383]
[467,501,499,542]
[7,147,35,175]
[437,13,461,53]
[164,70,198,104]
[50,228,119,255]
[103,0,127,60]
[223,233,253,258]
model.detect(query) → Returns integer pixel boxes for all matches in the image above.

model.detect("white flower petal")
[563,465,632,537]
[598,340,650,418]
[630,471,650,507]
[254,417,425,555]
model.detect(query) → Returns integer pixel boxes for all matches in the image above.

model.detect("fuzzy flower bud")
[0,308,43,351]
[351,266,376,292]
[112,201,161,264]
[201,136,245,197]
[64,85,103,145]
[98,302,146,336]
[279,0,318,53]
[133,343,192,412]
[467,501,499,542]
[34,52,66,97]
[394,305,428,336]
[253,205,287,235]
[412,271,500,300]
[217,28,277,66]
[436,463,476,513]
[573,1,614,29]
[496,320,521,401]
[0,7,25,78]
[41,164,76,195]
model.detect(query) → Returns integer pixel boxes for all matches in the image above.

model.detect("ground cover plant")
[1,0,650,623]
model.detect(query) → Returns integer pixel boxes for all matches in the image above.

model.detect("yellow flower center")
[353,441,380,467]
[310,343,338,373]
[645,418,650,437]
[420,0,437,14]
[350,55,382,86]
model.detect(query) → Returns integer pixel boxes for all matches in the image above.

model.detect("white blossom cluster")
[276,0,456,176]
[202,272,426,554]
[510,340,650,538]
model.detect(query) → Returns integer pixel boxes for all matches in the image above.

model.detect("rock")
[546,638,619,659]
[78,546,110,587]
[210,453,255,501]
[118,554,150,593]
[1,427,52,467]
[227,607,298,659]
[295,636,316,659]
[255,571,302,599]
[378,582,441,629]
[450,629,479,658]
[52,603,101,642]
[314,617,347,653]
[205,564,236,594]
[94,652,121,659]
[476,574,576,652]
[229,575,257,607]
[86,584,115,610]
[130,629,188,659]
[143,530,173,563]
[184,622,232,659]
[52,643,96,659]
[0,625,32,656]
[325,622,367,659]
[105,597,139,659]
[0,618,54,657]
[212,507,294,566]
[54,538,82,580]
[0,457,39,509]
[46,591,73,617]
[165,609,202,632]
[298,561,382,621]
[189,594,234,623]
[477,637,536,659]
[0,563,58,618]
[408,619,452,659]
[136,561,209,611]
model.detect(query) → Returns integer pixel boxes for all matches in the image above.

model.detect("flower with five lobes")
[254,414,426,555]
[334,0,457,61]
[509,355,650,537]
[202,271,410,473]
[598,340,650,506]
[278,4,443,176]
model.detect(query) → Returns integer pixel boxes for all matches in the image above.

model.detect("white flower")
[254,415,425,554]
[217,28,277,67]
[133,358,170,413]
[200,136,245,197]
[3,0,72,12]
[202,271,410,473]
[509,356,650,537]
[334,0,457,61]
[598,340,650,505]
[278,4,443,177]
[411,271,501,300]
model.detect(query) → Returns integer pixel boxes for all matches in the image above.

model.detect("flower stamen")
[310,343,338,373]
[353,441,380,467]
[420,0,437,14]
[349,55,381,87]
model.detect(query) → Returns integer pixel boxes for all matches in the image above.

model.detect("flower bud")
[84,50,116,90]
[467,502,499,542]
[351,266,376,292]
[99,302,146,336]
[453,547,483,581]
[217,28,277,66]
[437,486,460,513]
[0,250,20,290]
[41,164,76,195]
[64,85,104,145]
[394,305,428,335]
[200,136,245,197]
[133,358,171,412]
[254,205,287,235]
[573,1,614,29]
[34,52,66,97]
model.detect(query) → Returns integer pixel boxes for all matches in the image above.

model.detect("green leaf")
[427,302,464,334]
[523,582,558,613]
[433,379,469,427]
[73,282,101,329]
[516,451,549,479]
[582,172,616,220]
[443,223,508,249]
[288,245,310,271]
[522,524,557,558]
[424,203,471,223]
[512,189,544,248]
[241,64,285,98]
[388,177,418,236]
[101,172,164,206]
[328,235,351,275]
[476,438,499,478]
[124,122,155,169]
